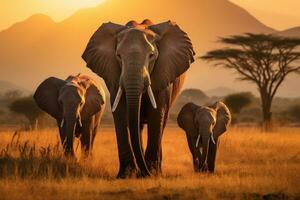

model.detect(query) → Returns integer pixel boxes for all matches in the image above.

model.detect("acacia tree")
[9,95,43,130]
[202,33,300,128]
[286,104,300,122]
[224,92,253,114]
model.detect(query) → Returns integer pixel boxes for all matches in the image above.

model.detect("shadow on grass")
[0,131,110,180]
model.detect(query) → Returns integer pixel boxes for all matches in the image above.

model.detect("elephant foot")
[81,150,93,160]
[194,168,200,173]
[207,165,215,173]
[64,150,75,158]
[136,170,152,178]
[80,154,93,163]
[199,163,209,173]
[116,161,137,179]
[207,168,215,173]
[193,159,200,172]
[146,160,162,176]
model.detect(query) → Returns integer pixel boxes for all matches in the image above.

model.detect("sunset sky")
[230,0,300,30]
[0,0,300,31]
[0,0,105,29]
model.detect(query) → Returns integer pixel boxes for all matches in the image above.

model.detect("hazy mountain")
[279,26,300,37]
[171,88,210,116]
[177,89,210,103]
[2,0,298,98]
[205,87,237,97]
[0,80,31,95]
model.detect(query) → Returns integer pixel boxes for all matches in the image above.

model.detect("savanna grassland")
[0,126,299,200]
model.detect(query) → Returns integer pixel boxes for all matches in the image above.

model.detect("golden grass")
[0,126,299,200]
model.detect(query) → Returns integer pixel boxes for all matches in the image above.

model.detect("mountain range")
[0,0,299,97]
[0,80,31,96]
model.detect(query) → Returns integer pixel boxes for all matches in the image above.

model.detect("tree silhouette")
[9,95,43,130]
[286,104,300,122]
[224,92,253,114]
[202,33,300,129]
[3,90,22,102]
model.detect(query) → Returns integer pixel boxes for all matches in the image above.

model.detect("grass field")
[0,126,299,200]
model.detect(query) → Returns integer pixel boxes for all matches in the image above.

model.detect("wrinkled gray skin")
[177,101,231,173]
[34,74,106,158]
[82,20,195,178]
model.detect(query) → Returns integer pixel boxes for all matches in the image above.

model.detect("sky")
[230,0,300,30]
[0,0,106,30]
[0,0,300,31]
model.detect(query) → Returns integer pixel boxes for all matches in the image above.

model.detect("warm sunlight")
[0,0,106,29]
[50,0,106,9]
[230,0,300,30]
[1,0,300,199]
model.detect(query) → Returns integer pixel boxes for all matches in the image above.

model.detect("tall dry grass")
[0,126,299,200]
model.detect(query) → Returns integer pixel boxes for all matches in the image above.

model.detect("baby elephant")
[34,74,106,157]
[177,101,231,173]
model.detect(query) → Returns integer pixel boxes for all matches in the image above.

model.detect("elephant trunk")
[64,117,77,157]
[124,69,151,177]
[63,105,80,157]
[198,132,210,172]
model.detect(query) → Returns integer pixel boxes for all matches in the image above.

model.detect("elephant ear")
[177,103,198,134]
[34,77,66,119]
[149,21,195,90]
[81,84,105,120]
[82,22,126,91]
[210,101,231,139]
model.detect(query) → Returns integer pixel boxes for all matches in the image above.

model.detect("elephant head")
[177,101,231,172]
[34,74,105,156]
[82,20,195,176]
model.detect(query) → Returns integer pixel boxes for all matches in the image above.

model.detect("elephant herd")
[34,20,231,178]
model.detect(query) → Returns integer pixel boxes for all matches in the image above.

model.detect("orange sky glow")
[0,0,106,30]
[0,0,300,31]
[230,0,300,30]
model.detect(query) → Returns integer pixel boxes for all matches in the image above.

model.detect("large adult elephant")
[82,20,195,178]
[177,101,231,173]
[34,74,106,157]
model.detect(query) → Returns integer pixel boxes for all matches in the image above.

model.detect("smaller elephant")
[34,74,106,158]
[177,101,231,173]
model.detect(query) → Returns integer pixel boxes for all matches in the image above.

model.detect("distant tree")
[9,95,43,130]
[3,90,22,101]
[178,89,209,103]
[224,92,253,114]
[202,33,300,129]
[286,104,300,122]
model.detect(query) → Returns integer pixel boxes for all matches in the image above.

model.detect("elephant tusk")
[112,87,123,112]
[211,134,216,145]
[195,134,201,148]
[147,85,157,109]
[78,115,83,127]
[60,119,64,128]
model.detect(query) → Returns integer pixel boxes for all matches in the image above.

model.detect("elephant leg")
[185,133,201,172]
[158,114,169,170]
[145,107,166,174]
[91,112,101,152]
[112,97,136,179]
[145,86,171,174]
[80,119,93,159]
[90,126,97,152]
[207,138,218,173]
[57,120,67,147]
